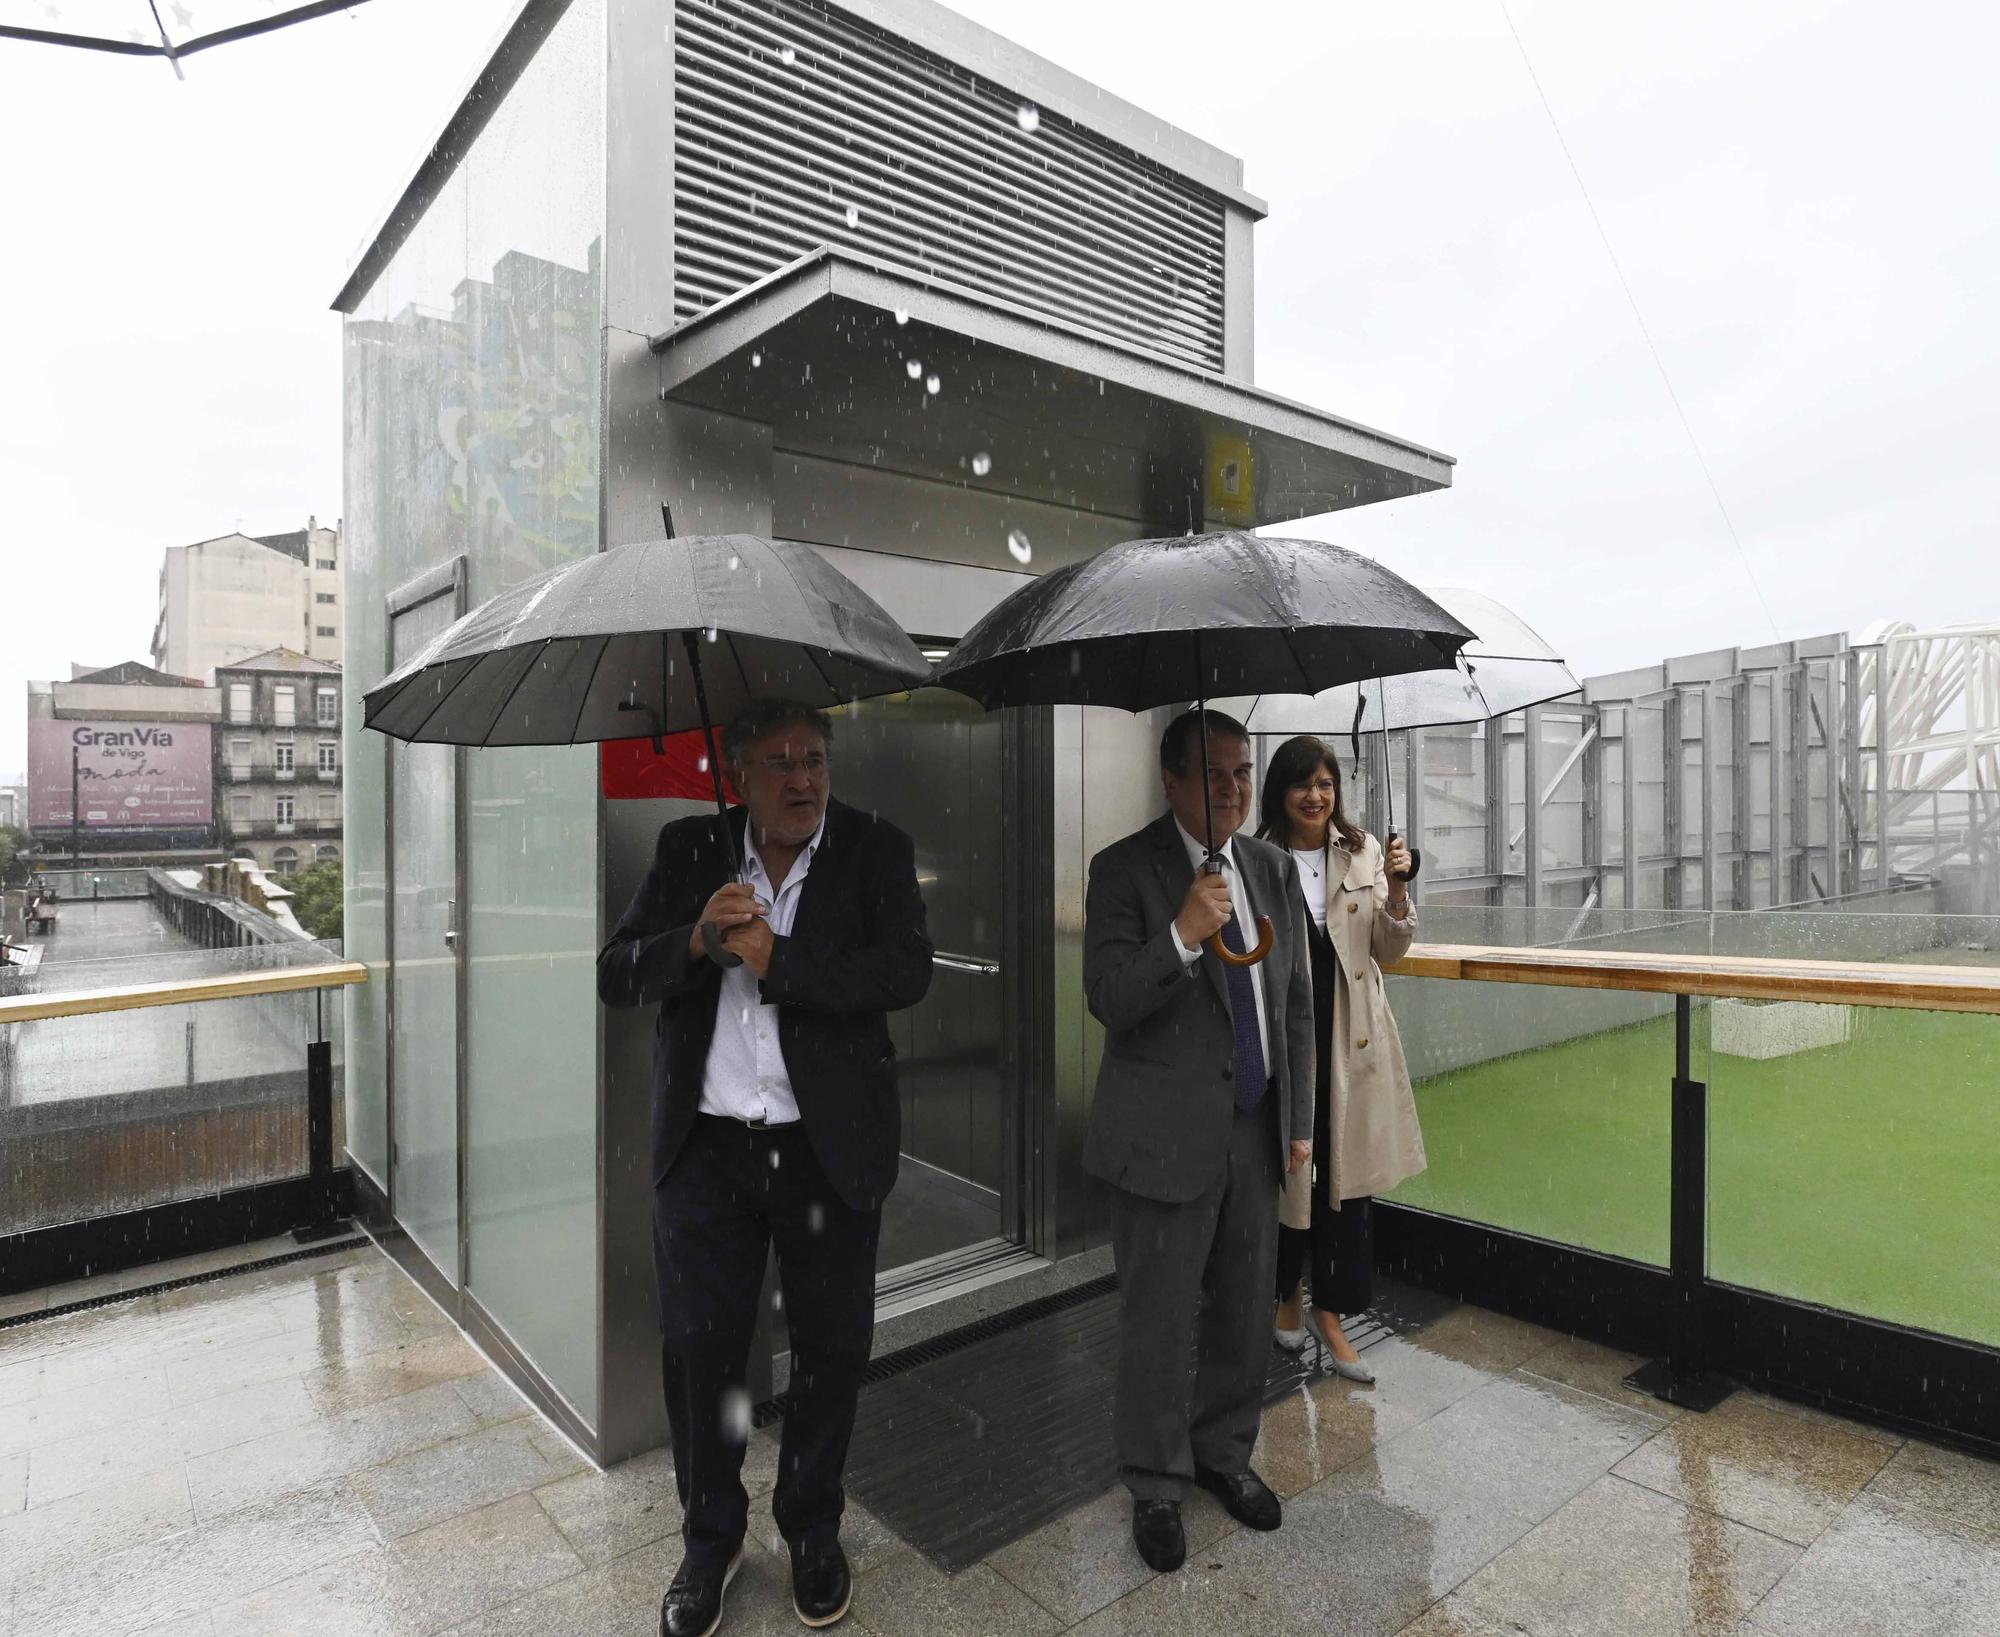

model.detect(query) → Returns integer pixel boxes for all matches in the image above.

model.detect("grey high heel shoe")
[1311,1312,1376,1384]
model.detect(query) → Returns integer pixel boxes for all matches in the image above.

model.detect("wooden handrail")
[0,962,368,1026]
[1382,942,2000,1016]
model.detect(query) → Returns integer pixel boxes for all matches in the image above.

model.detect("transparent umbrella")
[0,1,373,78]
[1216,586,1581,875]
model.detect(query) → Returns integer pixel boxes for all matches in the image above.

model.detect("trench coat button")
[1348,901,1359,914]
[1357,1037,1369,1048]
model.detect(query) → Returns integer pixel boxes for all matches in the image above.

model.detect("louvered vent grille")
[671,0,1229,371]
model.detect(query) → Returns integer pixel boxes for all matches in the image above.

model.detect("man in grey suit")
[1083,708,1315,1572]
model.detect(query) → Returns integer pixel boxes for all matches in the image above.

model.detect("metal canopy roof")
[650,250,1453,530]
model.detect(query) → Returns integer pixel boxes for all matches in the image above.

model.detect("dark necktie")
[1217,873,1268,1111]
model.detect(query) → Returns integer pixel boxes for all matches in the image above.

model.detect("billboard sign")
[28,719,213,834]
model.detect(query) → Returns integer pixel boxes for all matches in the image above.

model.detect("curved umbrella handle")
[700,920,744,968]
[1206,915,1275,968]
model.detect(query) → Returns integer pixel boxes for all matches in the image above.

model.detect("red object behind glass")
[600,729,739,804]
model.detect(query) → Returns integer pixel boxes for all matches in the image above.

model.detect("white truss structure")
[1858,619,2000,876]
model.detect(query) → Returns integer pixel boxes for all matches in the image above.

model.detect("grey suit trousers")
[1110,1094,1281,1502]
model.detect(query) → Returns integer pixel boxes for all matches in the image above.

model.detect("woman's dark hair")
[1257,735,1366,854]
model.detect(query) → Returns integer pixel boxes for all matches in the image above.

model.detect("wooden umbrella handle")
[1206,915,1275,968]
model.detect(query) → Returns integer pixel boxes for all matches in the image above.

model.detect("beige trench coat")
[1279,831,1426,1230]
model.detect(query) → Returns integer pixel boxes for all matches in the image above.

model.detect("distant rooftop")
[64,660,207,689]
[216,647,342,676]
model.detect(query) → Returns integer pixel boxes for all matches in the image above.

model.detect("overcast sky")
[2,0,1994,780]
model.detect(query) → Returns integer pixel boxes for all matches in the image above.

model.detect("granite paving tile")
[1442,1472,1797,1636]
[166,1308,434,1408]
[8,1479,378,1637]
[435,1535,678,1637]
[1515,1332,1689,1421]
[300,1332,492,1420]
[0,1465,193,1592]
[1864,1438,2000,1536]
[1392,1598,1525,1635]
[851,1547,1064,1636]
[0,1358,39,1411]
[0,1451,24,1517]
[1318,1332,1509,1430]
[0,1289,49,1323]
[32,1301,290,1398]
[987,1483,1238,1626]
[1734,1388,1904,1450]
[0,1294,167,1370]
[1399,1304,1558,1375]
[206,1491,582,1637]
[351,1421,573,1542]
[450,1370,533,1428]
[1612,1389,1896,1545]
[1740,1496,2000,1636]
[531,1447,683,1567]
[26,1374,317,1509]
[184,1379,482,1521]
[268,1267,448,1338]
[1072,1372,1660,1637]
[0,1364,173,1457]
[1253,1369,1430,1500]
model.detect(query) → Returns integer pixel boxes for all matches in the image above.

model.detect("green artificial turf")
[1387,1004,2000,1348]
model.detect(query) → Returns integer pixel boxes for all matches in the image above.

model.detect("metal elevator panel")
[671,0,1229,370]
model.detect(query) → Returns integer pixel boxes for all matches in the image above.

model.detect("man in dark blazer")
[598,697,932,1637]
[1083,708,1315,1573]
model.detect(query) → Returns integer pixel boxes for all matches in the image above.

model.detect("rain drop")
[807,1202,826,1234]
[1016,102,1041,133]
[750,350,762,368]
[905,358,923,379]
[1007,528,1034,565]
[704,627,719,643]
[893,307,909,326]
[697,756,709,772]
[769,1149,782,1169]
[925,373,941,395]
[777,44,796,64]
[844,204,859,228]
[971,452,992,476]
[719,1386,752,1445]
[728,553,740,570]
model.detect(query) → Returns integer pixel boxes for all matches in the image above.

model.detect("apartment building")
[153,519,341,682]
[212,650,342,876]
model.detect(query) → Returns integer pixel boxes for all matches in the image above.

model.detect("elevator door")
[835,688,1009,1275]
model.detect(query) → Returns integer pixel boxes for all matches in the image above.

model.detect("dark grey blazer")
[1081,813,1315,1203]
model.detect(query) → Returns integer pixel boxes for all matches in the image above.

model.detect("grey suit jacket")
[1081,813,1315,1203]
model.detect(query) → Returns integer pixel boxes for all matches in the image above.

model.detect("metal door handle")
[444,899,457,952]
[932,951,999,976]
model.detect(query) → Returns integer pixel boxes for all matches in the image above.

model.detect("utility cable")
[1495,0,1783,642]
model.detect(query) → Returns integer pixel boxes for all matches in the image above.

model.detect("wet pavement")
[2,1239,1998,1635]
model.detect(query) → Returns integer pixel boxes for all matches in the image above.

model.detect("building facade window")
[316,592,336,605]
[316,688,337,726]
[228,682,251,722]
[273,684,295,725]
[316,557,336,570]
[273,846,299,876]
[316,626,337,639]
[319,793,340,823]
[229,736,252,774]
[230,791,250,822]
[276,795,295,827]
[317,740,338,775]
[275,740,295,774]
[315,844,340,862]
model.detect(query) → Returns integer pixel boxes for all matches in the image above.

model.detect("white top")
[1291,846,1330,929]
[1170,821,1272,1073]
[698,811,828,1125]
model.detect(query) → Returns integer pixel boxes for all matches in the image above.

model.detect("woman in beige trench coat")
[1258,735,1426,1383]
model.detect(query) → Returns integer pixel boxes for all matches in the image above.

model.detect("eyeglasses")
[757,754,830,780]
[1290,778,1338,798]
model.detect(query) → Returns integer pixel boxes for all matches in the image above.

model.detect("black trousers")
[652,1114,880,1570]
[1273,1087,1375,1315]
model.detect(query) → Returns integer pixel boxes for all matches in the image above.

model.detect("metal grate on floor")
[836,1277,1433,1572]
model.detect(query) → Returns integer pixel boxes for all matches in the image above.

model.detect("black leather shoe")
[789,1533,852,1628]
[660,1547,742,1637]
[1131,1498,1186,1571]
[1194,1466,1283,1531]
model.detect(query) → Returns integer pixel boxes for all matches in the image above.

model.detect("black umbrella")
[365,522,932,960]
[932,529,1473,964]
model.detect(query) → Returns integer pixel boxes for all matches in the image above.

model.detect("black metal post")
[1627,991,1733,1410]
[292,993,349,1244]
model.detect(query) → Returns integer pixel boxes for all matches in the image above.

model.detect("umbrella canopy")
[364,533,932,748]
[0,2,375,76]
[931,531,1474,713]
[1221,586,1580,736]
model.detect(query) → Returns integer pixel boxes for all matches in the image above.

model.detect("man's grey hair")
[722,697,834,770]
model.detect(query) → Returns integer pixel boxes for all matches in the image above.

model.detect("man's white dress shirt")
[1171,821,1272,1073]
[698,812,827,1125]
